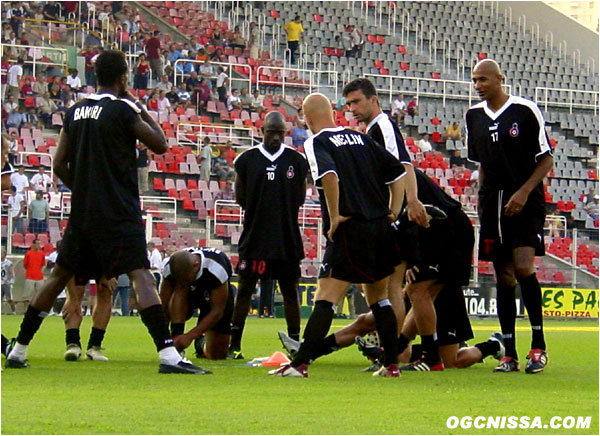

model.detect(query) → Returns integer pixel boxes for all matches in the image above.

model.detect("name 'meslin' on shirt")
[328,132,365,147]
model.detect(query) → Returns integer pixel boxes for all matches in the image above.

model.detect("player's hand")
[173,334,193,350]
[504,189,528,217]
[407,199,430,228]
[327,215,350,242]
[405,266,420,284]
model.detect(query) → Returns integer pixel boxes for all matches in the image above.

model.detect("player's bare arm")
[234,174,246,208]
[158,278,174,322]
[403,163,429,228]
[504,153,553,217]
[389,176,405,220]
[54,129,72,189]
[321,172,350,242]
[122,90,168,154]
[174,283,229,349]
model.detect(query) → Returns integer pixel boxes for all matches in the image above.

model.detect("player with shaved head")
[270,93,406,378]
[228,110,309,359]
[466,59,553,373]
[160,247,234,363]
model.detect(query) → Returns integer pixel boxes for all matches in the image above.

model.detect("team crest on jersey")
[286,166,295,179]
[509,123,519,137]
[239,260,247,270]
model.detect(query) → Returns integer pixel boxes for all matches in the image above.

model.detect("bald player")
[229,111,309,359]
[270,93,406,378]
[466,59,553,374]
[160,247,234,363]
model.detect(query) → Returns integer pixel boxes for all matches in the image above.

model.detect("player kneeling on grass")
[160,248,235,361]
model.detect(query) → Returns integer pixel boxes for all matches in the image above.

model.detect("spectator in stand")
[6,107,26,129]
[165,86,179,106]
[11,166,28,195]
[184,70,201,91]
[38,91,58,127]
[291,119,308,148]
[117,23,130,53]
[24,107,41,130]
[407,95,419,116]
[583,187,595,205]
[1,248,16,314]
[8,185,26,235]
[146,91,159,111]
[61,89,76,110]
[145,30,163,80]
[113,274,130,316]
[216,67,228,103]
[65,69,82,92]
[78,45,98,88]
[216,181,235,200]
[28,191,49,234]
[284,15,304,64]
[239,88,252,110]
[178,52,197,76]
[49,82,62,106]
[32,72,46,95]
[20,77,33,97]
[584,195,599,220]
[251,89,265,113]
[190,37,204,53]
[248,22,259,58]
[33,5,44,21]
[417,133,432,153]
[194,78,211,112]
[223,141,236,166]
[147,242,163,288]
[7,131,18,164]
[167,43,183,65]
[4,94,18,114]
[349,25,364,58]
[157,90,171,111]
[469,168,479,190]
[391,93,407,125]
[21,238,46,311]
[7,2,26,38]
[211,29,225,47]
[198,59,215,90]
[6,58,23,99]
[30,166,53,191]
[137,144,149,194]
[229,25,246,50]
[43,1,61,21]
[155,74,173,93]
[200,137,213,182]
[444,121,463,141]
[227,88,242,112]
[450,149,465,168]
[212,150,235,183]
[133,53,150,90]
[177,87,191,109]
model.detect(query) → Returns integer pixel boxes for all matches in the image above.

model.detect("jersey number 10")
[267,171,275,180]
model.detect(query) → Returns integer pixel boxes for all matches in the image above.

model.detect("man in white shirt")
[251,89,265,113]
[198,60,215,89]
[7,186,25,235]
[10,166,29,195]
[4,95,18,114]
[147,242,163,288]
[200,137,212,182]
[216,67,228,103]
[157,90,171,111]
[65,69,82,91]
[226,89,242,112]
[155,74,173,93]
[417,133,432,153]
[30,166,53,192]
[390,93,407,125]
[7,59,23,99]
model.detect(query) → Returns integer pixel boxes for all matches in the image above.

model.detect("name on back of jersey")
[329,133,365,147]
[73,106,103,121]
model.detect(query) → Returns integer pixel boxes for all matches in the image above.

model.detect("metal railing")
[176,122,257,152]
[256,65,339,100]
[535,87,600,114]
[0,44,68,77]
[173,59,252,96]
[140,196,177,224]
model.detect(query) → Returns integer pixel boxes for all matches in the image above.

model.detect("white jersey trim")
[385,171,407,185]
[510,96,552,161]
[367,112,400,160]
[86,93,141,113]
[203,257,229,285]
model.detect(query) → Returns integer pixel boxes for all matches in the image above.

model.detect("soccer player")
[270,93,406,378]
[229,111,309,359]
[466,59,553,373]
[159,247,234,361]
[5,50,205,374]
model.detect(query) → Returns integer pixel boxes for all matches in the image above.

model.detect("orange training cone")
[261,351,291,367]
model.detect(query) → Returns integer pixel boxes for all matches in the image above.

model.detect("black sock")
[518,273,546,350]
[496,284,517,358]
[291,300,334,366]
[287,327,300,342]
[16,306,48,345]
[421,333,439,362]
[409,344,423,362]
[370,300,398,366]
[230,321,245,349]
[474,339,501,358]
[1,334,9,357]
[139,304,174,351]
[170,323,185,337]
[87,327,105,349]
[311,334,338,360]
[66,328,81,347]
[397,333,410,354]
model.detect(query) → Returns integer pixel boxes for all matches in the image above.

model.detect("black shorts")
[57,225,150,281]
[319,216,399,284]
[407,209,474,286]
[478,190,545,261]
[236,258,300,281]
[434,285,474,346]
[187,284,235,335]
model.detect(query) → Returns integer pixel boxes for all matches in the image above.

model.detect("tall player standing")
[466,59,553,373]
[228,111,309,359]
[5,50,206,374]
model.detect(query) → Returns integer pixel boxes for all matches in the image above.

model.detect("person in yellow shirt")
[443,121,463,141]
[283,15,304,64]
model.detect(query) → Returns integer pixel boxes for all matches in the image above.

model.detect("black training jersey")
[366,112,411,164]
[415,169,462,213]
[234,144,309,260]
[303,126,405,230]
[63,93,143,237]
[163,247,233,298]
[465,95,552,199]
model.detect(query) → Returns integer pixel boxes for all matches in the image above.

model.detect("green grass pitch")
[1,315,598,435]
